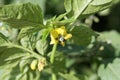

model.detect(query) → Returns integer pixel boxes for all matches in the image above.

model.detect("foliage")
[0,0,120,80]
[98,58,120,80]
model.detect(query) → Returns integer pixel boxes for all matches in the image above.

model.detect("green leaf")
[80,0,112,18]
[71,24,97,46]
[64,0,72,13]
[36,40,48,55]
[28,72,34,80]
[18,26,43,39]
[28,70,41,80]
[1,65,28,80]
[0,44,30,67]
[59,72,86,80]
[0,2,43,28]
[64,0,112,19]
[100,31,120,56]
[15,66,28,80]
[55,13,68,21]
[66,58,76,68]
[90,0,112,5]
[20,37,31,49]
[0,32,8,44]
[52,52,66,73]
[19,59,30,72]
[94,41,115,58]
[11,0,46,12]
[72,0,92,19]
[59,73,79,80]
[98,58,120,80]
[64,0,92,20]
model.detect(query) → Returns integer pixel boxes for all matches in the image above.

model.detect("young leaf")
[0,2,43,28]
[98,58,120,80]
[71,24,97,46]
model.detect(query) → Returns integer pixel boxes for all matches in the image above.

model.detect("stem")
[50,44,57,80]
[52,73,57,80]
[50,44,57,64]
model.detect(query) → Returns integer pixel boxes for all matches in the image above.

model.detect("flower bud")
[30,60,38,70]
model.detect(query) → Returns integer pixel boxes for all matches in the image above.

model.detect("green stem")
[50,44,57,64]
[50,44,57,80]
[52,73,57,80]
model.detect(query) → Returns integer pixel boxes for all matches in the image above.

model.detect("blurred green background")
[0,0,120,80]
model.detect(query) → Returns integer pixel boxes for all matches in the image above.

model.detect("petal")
[50,37,58,44]
[55,26,67,35]
[64,34,72,40]
[51,29,58,38]
[50,29,59,44]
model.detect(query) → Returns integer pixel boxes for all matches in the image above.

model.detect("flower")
[50,26,72,46]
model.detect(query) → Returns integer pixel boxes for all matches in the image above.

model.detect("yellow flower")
[50,26,72,46]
